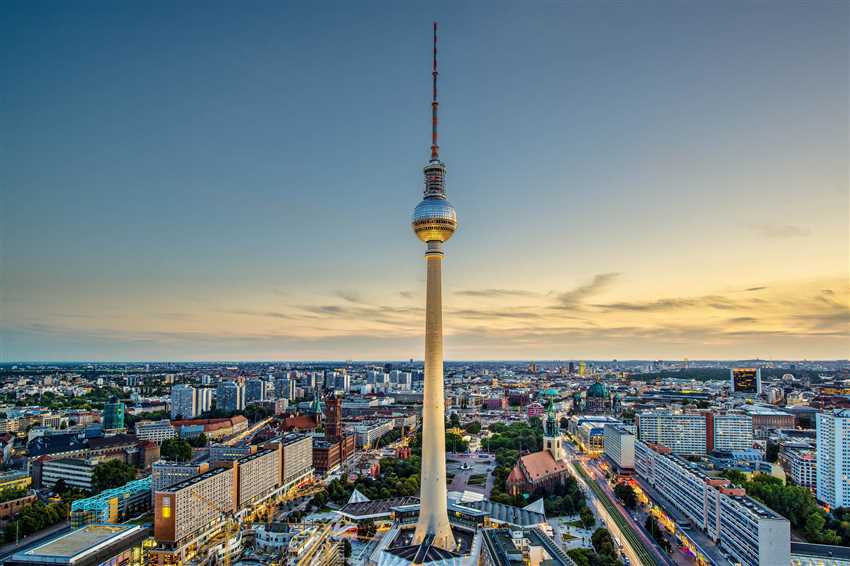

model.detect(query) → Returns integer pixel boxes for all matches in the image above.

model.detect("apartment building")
[635,440,790,566]
[781,447,817,491]
[603,424,636,471]
[637,412,707,455]
[712,414,753,452]
[816,409,850,508]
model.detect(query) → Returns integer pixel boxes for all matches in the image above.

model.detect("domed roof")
[586,381,609,398]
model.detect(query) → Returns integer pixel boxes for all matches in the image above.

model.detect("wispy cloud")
[335,291,364,303]
[748,223,811,239]
[222,309,294,320]
[594,295,737,313]
[555,273,621,309]
[455,289,540,298]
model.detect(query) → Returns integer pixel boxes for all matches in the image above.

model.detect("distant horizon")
[2,2,848,361]
[2,358,847,365]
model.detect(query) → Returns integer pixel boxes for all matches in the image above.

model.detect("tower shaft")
[412,244,455,550]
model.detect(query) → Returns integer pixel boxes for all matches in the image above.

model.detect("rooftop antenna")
[430,22,440,162]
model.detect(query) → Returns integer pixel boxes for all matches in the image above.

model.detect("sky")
[1,1,848,362]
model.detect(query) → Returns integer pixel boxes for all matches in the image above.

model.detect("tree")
[645,515,671,552]
[592,527,617,558]
[161,438,192,462]
[567,548,595,566]
[464,421,481,434]
[614,483,637,510]
[765,441,780,463]
[186,433,207,448]
[92,460,136,493]
[580,505,596,528]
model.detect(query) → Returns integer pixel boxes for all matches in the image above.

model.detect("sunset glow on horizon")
[2,2,847,361]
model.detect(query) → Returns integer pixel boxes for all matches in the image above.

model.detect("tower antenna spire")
[430,21,440,162]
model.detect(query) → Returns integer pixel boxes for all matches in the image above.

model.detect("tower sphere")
[412,196,457,243]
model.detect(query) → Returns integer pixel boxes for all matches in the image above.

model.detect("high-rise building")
[245,379,265,404]
[102,398,125,431]
[197,387,214,415]
[275,377,295,401]
[712,414,753,452]
[409,22,457,550]
[170,384,196,420]
[151,461,209,492]
[637,412,707,455]
[730,368,762,396]
[816,409,850,508]
[636,440,789,566]
[325,392,343,442]
[604,424,636,471]
[216,381,244,412]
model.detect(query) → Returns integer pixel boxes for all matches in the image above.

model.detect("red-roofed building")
[505,450,569,496]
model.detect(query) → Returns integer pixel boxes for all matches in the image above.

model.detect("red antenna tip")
[430,22,440,161]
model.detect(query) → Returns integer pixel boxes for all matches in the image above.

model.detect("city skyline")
[2,2,848,361]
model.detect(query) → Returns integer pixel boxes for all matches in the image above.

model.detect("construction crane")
[190,490,240,566]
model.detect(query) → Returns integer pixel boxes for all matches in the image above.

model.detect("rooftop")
[10,524,148,564]
[159,465,229,493]
[337,496,420,520]
[464,500,545,527]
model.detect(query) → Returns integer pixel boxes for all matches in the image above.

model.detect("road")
[583,458,676,566]
[224,417,273,446]
[565,442,660,566]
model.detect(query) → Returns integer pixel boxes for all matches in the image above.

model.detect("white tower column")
[413,243,455,549]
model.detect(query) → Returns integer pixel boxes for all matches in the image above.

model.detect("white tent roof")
[523,498,545,515]
[348,488,370,504]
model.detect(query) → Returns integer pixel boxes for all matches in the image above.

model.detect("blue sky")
[2,1,848,361]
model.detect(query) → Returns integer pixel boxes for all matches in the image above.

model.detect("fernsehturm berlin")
[410,22,457,551]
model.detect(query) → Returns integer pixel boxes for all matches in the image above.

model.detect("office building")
[154,466,235,546]
[236,448,280,507]
[170,384,196,420]
[480,528,575,566]
[102,398,125,431]
[216,381,245,412]
[275,377,295,401]
[4,524,150,566]
[135,420,177,444]
[637,412,707,455]
[281,433,313,488]
[70,477,152,527]
[353,419,394,448]
[603,424,636,471]
[245,379,265,404]
[151,461,209,492]
[41,458,97,491]
[197,387,214,414]
[731,368,762,396]
[816,409,850,508]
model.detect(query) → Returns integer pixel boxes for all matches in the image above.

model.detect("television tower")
[411,22,457,551]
